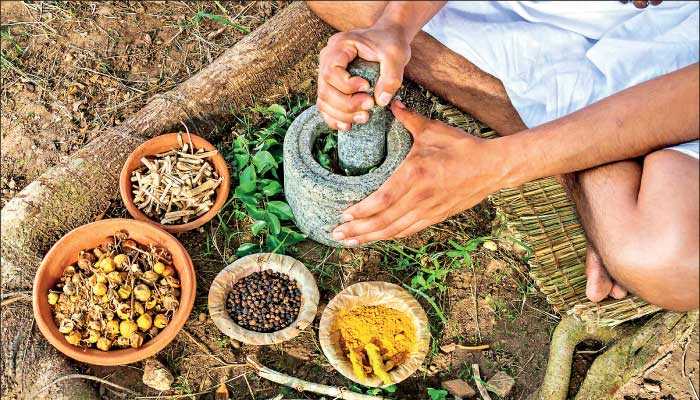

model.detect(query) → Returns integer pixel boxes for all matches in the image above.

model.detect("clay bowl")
[208,253,320,345]
[32,218,196,366]
[119,132,231,233]
[318,281,430,387]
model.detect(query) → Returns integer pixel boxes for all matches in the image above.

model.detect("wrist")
[487,134,532,189]
[373,14,419,44]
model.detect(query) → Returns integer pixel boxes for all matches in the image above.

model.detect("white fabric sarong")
[423,1,699,159]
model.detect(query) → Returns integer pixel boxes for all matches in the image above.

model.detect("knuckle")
[376,191,393,206]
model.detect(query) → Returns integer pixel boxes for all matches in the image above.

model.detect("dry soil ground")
[1,2,697,400]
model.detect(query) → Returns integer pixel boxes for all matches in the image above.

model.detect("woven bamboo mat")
[431,99,661,327]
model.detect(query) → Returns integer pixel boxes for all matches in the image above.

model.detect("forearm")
[373,1,446,42]
[499,63,699,188]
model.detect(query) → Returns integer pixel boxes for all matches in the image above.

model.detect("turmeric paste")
[333,305,416,384]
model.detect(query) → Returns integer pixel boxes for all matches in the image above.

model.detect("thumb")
[391,100,429,138]
[375,59,404,107]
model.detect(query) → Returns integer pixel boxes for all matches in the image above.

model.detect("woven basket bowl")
[318,281,430,387]
[32,219,196,365]
[119,132,231,233]
[208,253,320,345]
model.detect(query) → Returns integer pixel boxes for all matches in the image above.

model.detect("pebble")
[442,379,476,399]
[226,270,301,333]
[198,312,206,323]
[142,358,174,392]
[486,371,515,398]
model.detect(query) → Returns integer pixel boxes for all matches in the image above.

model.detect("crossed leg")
[307,1,700,310]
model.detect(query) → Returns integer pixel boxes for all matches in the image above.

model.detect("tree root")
[536,311,698,400]
[535,315,627,400]
[575,311,698,400]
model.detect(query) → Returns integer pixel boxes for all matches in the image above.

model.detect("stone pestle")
[338,59,391,175]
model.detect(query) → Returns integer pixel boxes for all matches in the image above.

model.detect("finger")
[320,111,342,131]
[317,99,355,129]
[319,44,371,95]
[342,209,425,246]
[318,80,374,116]
[333,188,437,239]
[342,160,415,220]
[391,100,430,139]
[375,58,405,106]
[610,282,629,299]
[585,246,613,303]
[395,219,433,238]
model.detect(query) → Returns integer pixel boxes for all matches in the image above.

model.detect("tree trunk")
[0,4,333,399]
[575,311,698,400]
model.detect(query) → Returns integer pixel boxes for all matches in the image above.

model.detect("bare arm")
[332,64,700,245]
[500,63,699,188]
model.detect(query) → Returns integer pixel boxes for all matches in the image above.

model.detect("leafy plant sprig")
[227,100,310,256]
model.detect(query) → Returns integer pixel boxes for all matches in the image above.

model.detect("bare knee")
[306,1,386,31]
[603,224,699,311]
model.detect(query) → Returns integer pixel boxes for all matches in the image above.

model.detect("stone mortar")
[338,60,389,175]
[283,106,412,247]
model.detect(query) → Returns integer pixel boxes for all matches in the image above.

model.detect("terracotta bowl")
[318,281,430,387]
[119,132,231,233]
[32,219,196,366]
[208,253,320,345]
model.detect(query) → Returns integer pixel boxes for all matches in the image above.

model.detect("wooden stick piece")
[247,356,386,400]
[472,364,493,400]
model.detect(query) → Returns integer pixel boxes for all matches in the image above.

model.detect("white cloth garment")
[423,1,699,158]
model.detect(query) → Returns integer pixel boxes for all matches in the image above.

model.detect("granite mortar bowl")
[208,253,320,345]
[119,132,231,233]
[318,281,430,387]
[32,218,196,366]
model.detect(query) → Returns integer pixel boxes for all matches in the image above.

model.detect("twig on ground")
[472,364,493,400]
[247,355,386,400]
[180,328,230,367]
[1,290,32,306]
[682,335,699,400]
[243,373,256,399]
[135,372,249,399]
[28,374,141,398]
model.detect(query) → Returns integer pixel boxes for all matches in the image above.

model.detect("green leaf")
[427,388,448,400]
[267,201,294,221]
[244,204,267,221]
[234,153,250,171]
[234,186,258,207]
[265,234,284,253]
[411,274,427,290]
[250,220,267,236]
[265,212,281,235]
[267,104,286,116]
[322,133,337,153]
[236,243,258,257]
[252,150,278,175]
[383,384,397,393]
[317,151,331,170]
[260,179,282,196]
[366,388,382,395]
[280,227,306,245]
[238,165,256,193]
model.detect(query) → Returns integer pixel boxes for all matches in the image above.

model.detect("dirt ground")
[1,2,698,400]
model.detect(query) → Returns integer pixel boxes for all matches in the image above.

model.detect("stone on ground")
[142,358,174,392]
[442,379,476,399]
[486,371,515,398]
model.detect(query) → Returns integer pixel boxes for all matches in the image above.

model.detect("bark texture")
[0,4,333,399]
[575,311,698,400]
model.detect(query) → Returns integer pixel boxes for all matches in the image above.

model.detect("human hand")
[331,100,513,246]
[317,26,411,131]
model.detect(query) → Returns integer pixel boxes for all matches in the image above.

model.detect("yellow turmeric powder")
[333,305,416,384]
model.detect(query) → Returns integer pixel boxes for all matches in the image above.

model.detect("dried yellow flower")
[153,314,169,329]
[47,292,59,305]
[119,320,138,338]
[96,337,111,351]
[137,313,152,331]
[134,284,151,302]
